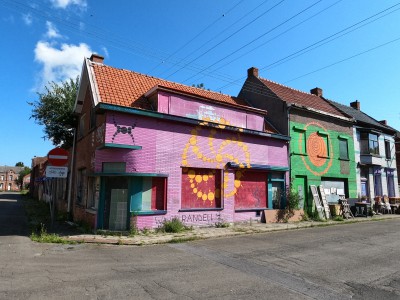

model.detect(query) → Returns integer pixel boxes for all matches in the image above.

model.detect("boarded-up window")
[235,171,267,209]
[339,138,349,160]
[181,168,221,209]
[130,177,166,211]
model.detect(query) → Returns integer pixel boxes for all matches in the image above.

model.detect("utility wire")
[164,0,286,79]
[217,1,400,91]
[156,0,271,78]
[188,0,343,84]
[182,0,323,84]
[148,0,244,74]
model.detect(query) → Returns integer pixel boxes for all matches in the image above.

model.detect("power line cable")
[156,0,271,78]
[182,0,323,84]
[217,2,400,91]
[164,0,286,79]
[188,0,343,85]
[148,0,244,74]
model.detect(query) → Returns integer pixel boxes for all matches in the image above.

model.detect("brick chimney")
[379,120,387,125]
[310,87,323,97]
[247,67,259,78]
[90,53,104,63]
[350,100,360,110]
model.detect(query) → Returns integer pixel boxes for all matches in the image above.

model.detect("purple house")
[71,54,290,230]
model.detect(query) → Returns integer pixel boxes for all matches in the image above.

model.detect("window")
[131,177,166,212]
[360,132,379,155]
[292,127,306,154]
[0,175,3,180]
[339,138,349,160]
[0,183,3,189]
[102,162,126,173]
[89,107,96,130]
[77,168,87,205]
[360,168,369,198]
[9,175,13,180]
[386,170,395,197]
[235,171,267,210]
[181,168,221,209]
[385,140,391,159]
[78,113,86,138]
[374,168,382,197]
[87,177,99,209]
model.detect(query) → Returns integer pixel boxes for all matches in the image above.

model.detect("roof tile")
[258,78,349,118]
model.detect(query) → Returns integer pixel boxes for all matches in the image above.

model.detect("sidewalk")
[66,214,400,246]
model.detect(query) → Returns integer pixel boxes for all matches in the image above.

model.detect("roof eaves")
[292,103,354,122]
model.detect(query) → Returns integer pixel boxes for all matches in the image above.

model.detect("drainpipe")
[286,104,293,209]
[67,128,76,220]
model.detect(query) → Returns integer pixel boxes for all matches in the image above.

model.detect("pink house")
[72,54,290,230]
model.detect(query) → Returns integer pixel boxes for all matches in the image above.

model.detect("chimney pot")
[310,87,323,97]
[247,67,259,78]
[379,120,387,125]
[350,100,360,110]
[90,53,104,63]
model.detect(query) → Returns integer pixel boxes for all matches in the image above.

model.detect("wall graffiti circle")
[299,122,333,176]
[182,118,251,201]
[306,132,327,167]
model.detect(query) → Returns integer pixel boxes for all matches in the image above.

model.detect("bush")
[157,217,190,233]
[30,223,73,244]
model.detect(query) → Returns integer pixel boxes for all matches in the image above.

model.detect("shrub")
[157,217,189,233]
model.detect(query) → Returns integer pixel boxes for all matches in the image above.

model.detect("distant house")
[239,67,357,212]
[328,100,399,199]
[0,166,23,191]
[71,54,290,230]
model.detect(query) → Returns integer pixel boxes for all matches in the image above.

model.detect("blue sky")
[1,0,400,167]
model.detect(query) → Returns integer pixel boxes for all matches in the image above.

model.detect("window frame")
[384,140,391,160]
[338,138,349,160]
[180,167,222,211]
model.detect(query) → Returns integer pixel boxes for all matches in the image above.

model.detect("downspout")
[67,128,76,220]
[286,103,292,209]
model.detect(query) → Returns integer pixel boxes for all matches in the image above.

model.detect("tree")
[15,162,24,167]
[29,77,79,149]
[16,166,31,190]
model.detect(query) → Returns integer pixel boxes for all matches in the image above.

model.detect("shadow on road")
[0,192,29,237]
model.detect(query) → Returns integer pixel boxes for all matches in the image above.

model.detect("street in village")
[1,192,400,300]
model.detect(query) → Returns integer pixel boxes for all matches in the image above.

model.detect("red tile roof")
[258,77,349,118]
[91,61,248,110]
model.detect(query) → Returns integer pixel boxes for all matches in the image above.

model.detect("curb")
[66,214,400,246]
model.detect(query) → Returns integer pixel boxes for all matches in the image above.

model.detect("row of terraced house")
[33,54,400,231]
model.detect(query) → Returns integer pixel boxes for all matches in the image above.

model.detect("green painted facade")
[289,120,357,211]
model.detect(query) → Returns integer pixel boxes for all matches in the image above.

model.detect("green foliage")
[333,216,344,221]
[30,223,73,244]
[278,187,302,222]
[15,162,24,167]
[29,77,79,149]
[16,166,31,190]
[157,217,191,233]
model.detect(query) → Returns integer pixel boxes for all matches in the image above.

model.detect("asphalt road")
[1,192,399,299]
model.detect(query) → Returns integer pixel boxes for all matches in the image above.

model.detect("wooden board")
[310,185,325,220]
[318,185,331,219]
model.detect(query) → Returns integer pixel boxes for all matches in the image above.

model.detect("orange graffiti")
[307,132,327,167]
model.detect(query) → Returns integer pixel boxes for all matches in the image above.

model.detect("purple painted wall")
[94,93,288,229]
[158,91,265,131]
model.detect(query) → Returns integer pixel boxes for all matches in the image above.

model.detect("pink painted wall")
[158,91,264,131]
[96,110,288,229]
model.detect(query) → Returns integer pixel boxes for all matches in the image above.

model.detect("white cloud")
[34,41,92,88]
[101,46,109,58]
[50,0,87,9]
[45,21,62,39]
[22,13,32,25]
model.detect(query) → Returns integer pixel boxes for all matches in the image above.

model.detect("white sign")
[46,166,68,178]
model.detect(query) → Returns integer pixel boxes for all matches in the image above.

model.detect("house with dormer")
[328,100,399,200]
[239,67,357,212]
[71,55,290,230]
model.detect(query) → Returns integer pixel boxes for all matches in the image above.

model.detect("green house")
[239,67,357,212]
